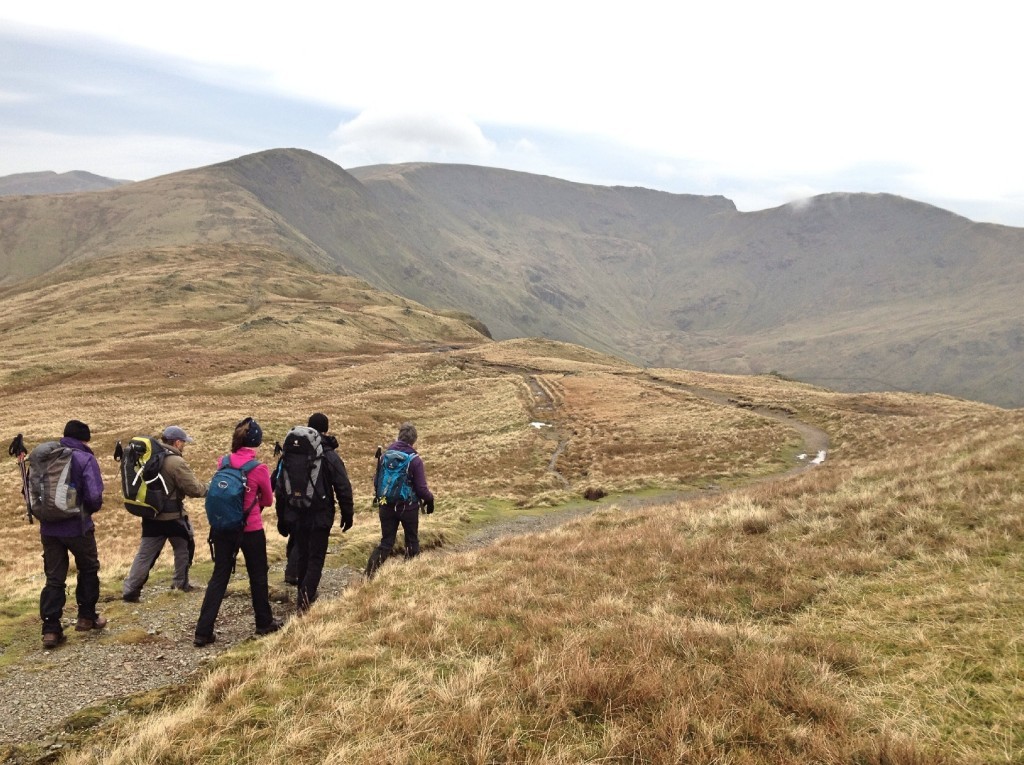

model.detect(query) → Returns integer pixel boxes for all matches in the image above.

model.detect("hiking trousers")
[195,529,274,639]
[40,531,101,635]
[366,503,419,577]
[123,517,195,596]
[291,525,330,611]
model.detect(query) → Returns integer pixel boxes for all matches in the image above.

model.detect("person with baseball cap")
[123,425,208,602]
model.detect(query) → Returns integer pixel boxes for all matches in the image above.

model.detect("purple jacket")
[38,437,105,537]
[386,440,433,505]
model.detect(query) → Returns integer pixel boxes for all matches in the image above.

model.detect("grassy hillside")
[0,244,796,602]
[0,151,368,283]
[0,246,1019,763]
[354,165,1024,407]
[2,149,1022,407]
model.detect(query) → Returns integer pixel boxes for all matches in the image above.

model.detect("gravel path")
[0,380,830,761]
[0,558,359,758]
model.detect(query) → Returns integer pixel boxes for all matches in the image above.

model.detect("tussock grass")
[62,406,1023,763]
[2,247,1020,763]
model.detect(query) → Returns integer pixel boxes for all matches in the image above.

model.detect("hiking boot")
[283,576,299,586]
[193,633,217,648]
[172,583,202,593]
[255,618,283,635]
[122,592,140,603]
[75,615,108,631]
[42,632,65,649]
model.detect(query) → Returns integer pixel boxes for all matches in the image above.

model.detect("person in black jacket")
[275,413,354,612]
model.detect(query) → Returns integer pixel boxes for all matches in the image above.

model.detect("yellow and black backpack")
[114,436,178,518]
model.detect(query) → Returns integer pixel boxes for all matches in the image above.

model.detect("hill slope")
[2,149,1022,406]
[0,247,1019,763]
[353,163,1024,407]
[0,171,130,195]
[0,170,129,196]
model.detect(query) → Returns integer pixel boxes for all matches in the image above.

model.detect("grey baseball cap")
[162,425,195,444]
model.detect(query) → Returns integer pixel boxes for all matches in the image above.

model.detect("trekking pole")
[372,446,382,505]
[8,434,32,524]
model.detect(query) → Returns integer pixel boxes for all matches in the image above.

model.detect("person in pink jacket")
[194,417,282,646]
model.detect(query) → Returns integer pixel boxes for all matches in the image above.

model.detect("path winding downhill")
[452,370,830,552]
[0,371,830,757]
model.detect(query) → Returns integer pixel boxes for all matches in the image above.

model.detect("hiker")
[194,417,282,647]
[365,422,434,578]
[122,426,207,602]
[275,413,354,612]
[38,420,106,649]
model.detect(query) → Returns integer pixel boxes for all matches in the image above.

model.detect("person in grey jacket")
[123,426,207,601]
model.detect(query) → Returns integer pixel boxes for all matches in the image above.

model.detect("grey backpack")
[277,426,324,510]
[28,441,83,522]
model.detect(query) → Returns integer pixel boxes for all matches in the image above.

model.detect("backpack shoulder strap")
[239,459,261,475]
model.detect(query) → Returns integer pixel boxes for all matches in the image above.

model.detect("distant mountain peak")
[0,170,130,196]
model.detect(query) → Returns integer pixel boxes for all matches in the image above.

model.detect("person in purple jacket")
[365,422,434,578]
[39,420,107,649]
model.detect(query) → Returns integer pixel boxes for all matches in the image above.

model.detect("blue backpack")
[373,449,418,507]
[205,456,260,533]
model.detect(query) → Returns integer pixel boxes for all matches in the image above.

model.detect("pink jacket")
[222,448,273,532]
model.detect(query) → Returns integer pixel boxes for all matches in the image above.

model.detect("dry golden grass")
[2,246,1020,763]
[0,247,801,599]
[61,405,1023,764]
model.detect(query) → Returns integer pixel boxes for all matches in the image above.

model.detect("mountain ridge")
[1,148,1021,407]
[0,169,130,196]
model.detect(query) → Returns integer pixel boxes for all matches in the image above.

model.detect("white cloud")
[330,109,496,167]
[3,2,1024,225]
[0,90,35,104]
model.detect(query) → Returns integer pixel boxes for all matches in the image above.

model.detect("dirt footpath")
[0,383,830,761]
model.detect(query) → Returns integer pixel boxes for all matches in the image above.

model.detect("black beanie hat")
[63,420,91,442]
[308,413,329,433]
[237,417,263,447]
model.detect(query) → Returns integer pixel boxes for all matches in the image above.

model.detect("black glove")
[341,515,353,532]
[423,499,434,515]
[276,519,289,538]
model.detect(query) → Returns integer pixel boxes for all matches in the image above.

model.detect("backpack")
[373,449,418,506]
[276,426,324,511]
[27,441,83,522]
[205,456,260,533]
[117,436,178,519]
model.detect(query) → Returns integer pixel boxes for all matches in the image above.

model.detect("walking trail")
[0,377,829,761]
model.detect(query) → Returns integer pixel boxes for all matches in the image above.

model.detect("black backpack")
[115,436,179,519]
[276,426,324,510]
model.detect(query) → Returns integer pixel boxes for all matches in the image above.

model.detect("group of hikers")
[13,416,434,649]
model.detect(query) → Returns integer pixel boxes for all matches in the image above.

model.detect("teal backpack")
[205,456,260,533]
[373,449,418,507]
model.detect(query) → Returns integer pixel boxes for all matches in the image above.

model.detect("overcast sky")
[2,2,1022,226]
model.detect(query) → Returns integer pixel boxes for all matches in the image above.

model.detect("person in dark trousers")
[276,413,354,612]
[39,420,106,648]
[123,426,207,601]
[194,417,281,647]
[365,422,434,578]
